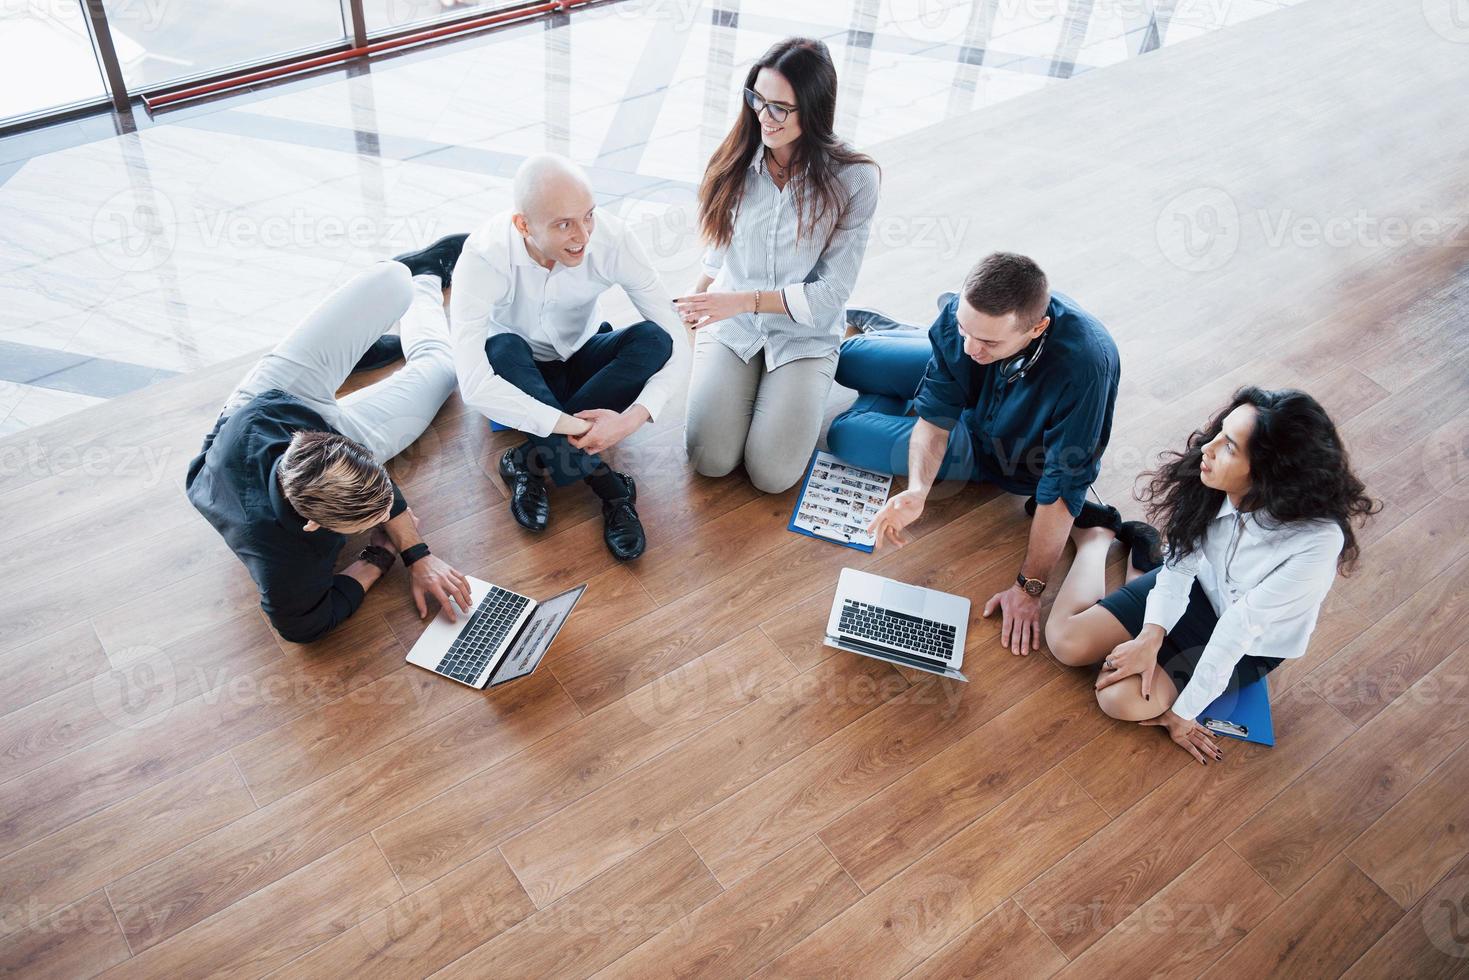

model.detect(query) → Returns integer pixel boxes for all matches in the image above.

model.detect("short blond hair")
[278,431,393,531]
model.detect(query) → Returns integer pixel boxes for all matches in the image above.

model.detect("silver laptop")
[406,576,586,689]
[826,568,970,682]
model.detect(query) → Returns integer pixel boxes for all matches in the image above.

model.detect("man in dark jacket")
[829,252,1122,657]
[186,238,473,643]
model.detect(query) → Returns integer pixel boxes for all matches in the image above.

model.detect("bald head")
[510,154,597,269]
[512,154,593,222]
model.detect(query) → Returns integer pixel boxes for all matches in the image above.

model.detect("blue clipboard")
[787,450,888,554]
[1199,674,1274,746]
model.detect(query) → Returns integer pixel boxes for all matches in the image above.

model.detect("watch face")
[1023,579,1045,596]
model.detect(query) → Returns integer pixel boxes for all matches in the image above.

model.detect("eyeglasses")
[744,87,797,123]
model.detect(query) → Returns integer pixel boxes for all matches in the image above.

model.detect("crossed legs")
[1044,526,1177,720]
[222,261,456,463]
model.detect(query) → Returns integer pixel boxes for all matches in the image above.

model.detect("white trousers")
[223,261,456,463]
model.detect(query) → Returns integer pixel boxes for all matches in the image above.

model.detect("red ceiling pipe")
[144,0,596,110]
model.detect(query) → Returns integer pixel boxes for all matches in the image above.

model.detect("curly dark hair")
[1138,386,1379,573]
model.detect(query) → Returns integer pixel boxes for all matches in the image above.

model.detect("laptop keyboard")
[434,586,532,685]
[839,600,957,662]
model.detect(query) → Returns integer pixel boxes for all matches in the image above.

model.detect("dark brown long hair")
[1138,387,1379,573]
[698,37,876,249]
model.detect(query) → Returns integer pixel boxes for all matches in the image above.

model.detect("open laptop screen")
[487,584,587,687]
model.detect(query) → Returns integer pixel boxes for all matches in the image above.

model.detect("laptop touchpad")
[881,580,927,614]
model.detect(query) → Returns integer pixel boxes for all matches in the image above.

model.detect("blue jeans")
[827,332,978,480]
[485,320,672,486]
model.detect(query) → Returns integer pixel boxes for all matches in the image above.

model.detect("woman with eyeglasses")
[676,37,880,493]
[1043,387,1378,763]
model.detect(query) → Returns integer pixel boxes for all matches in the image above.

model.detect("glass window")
[100,0,348,90]
[364,0,528,37]
[0,0,107,123]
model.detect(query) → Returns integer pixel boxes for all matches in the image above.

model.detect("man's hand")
[982,584,1042,655]
[1142,710,1224,765]
[1104,631,1157,693]
[673,291,750,328]
[569,407,647,456]
[866,489,927,550]
[409,555,473,622]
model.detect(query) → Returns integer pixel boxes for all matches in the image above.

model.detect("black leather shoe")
[599,473,645,562]
[394,233,470,286]
[1117,520,1164,572]
[846,307,917,333]
[499,448,549,532]
[1024,496,1122,531]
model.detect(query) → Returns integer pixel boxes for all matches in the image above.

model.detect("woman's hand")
[1142,710,1224,765]
[1095,629,1163,698]
[673,291,750,328]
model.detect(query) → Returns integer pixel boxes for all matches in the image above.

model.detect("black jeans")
[485,320,673,486]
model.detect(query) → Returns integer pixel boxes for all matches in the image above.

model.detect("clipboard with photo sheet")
[788,450,894,553]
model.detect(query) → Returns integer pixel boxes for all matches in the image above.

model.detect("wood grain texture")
[1229,639,1469,897]
[373,628,793,886]
[1056,844,1281,979]
[1015,692,1354,959]
[500,651,905,907]
[0,0,1464,974]
[755,767,1107,978]
[593,836,863,979]
[904,900,1069,980]
[432,834,721,979]
[1348,741,1469,910]
[1199,857,1403,979]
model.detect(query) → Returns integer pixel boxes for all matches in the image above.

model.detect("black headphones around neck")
[997,329,1048,385]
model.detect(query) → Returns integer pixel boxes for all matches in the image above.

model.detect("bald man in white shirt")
[451,154,691,561]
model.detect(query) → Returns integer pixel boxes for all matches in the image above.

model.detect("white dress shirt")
[1144,497,1344,721]
[699,150,880,370]
[450,208,690,437]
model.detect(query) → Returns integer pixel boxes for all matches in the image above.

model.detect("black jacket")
[185,389,406,643]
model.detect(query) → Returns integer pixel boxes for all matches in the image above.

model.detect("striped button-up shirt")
[700,148,880,370]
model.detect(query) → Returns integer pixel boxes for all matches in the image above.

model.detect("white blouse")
[700,148,880,371]
[1144,497,1344,721]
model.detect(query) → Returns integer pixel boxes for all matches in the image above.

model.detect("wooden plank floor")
[2,0,1468,975]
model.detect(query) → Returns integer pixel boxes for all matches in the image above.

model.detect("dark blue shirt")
[185,389,406,644]
[911,292,1119,515]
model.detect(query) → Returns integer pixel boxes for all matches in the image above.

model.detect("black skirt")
[1096,567,1282,695]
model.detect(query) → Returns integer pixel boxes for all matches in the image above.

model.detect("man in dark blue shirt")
[187,242,474,644]
[828,253,1121,655]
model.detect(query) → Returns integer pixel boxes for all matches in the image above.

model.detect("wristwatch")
[1016,571,1047,597]
[358,545,396,575]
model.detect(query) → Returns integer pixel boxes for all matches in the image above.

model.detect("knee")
[744,446,805,494]
[686,428,742,479]
[626,320,674,362]
[1096,679,1162,722]
[1045,618,1096,668]
[833,336,873,390]
[485,332,534,368]
[826,410,858,460]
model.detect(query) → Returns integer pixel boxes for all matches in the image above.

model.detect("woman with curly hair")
[1042,387,1378,763]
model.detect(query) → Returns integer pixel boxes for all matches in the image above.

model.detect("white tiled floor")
[0,0,1309,434]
